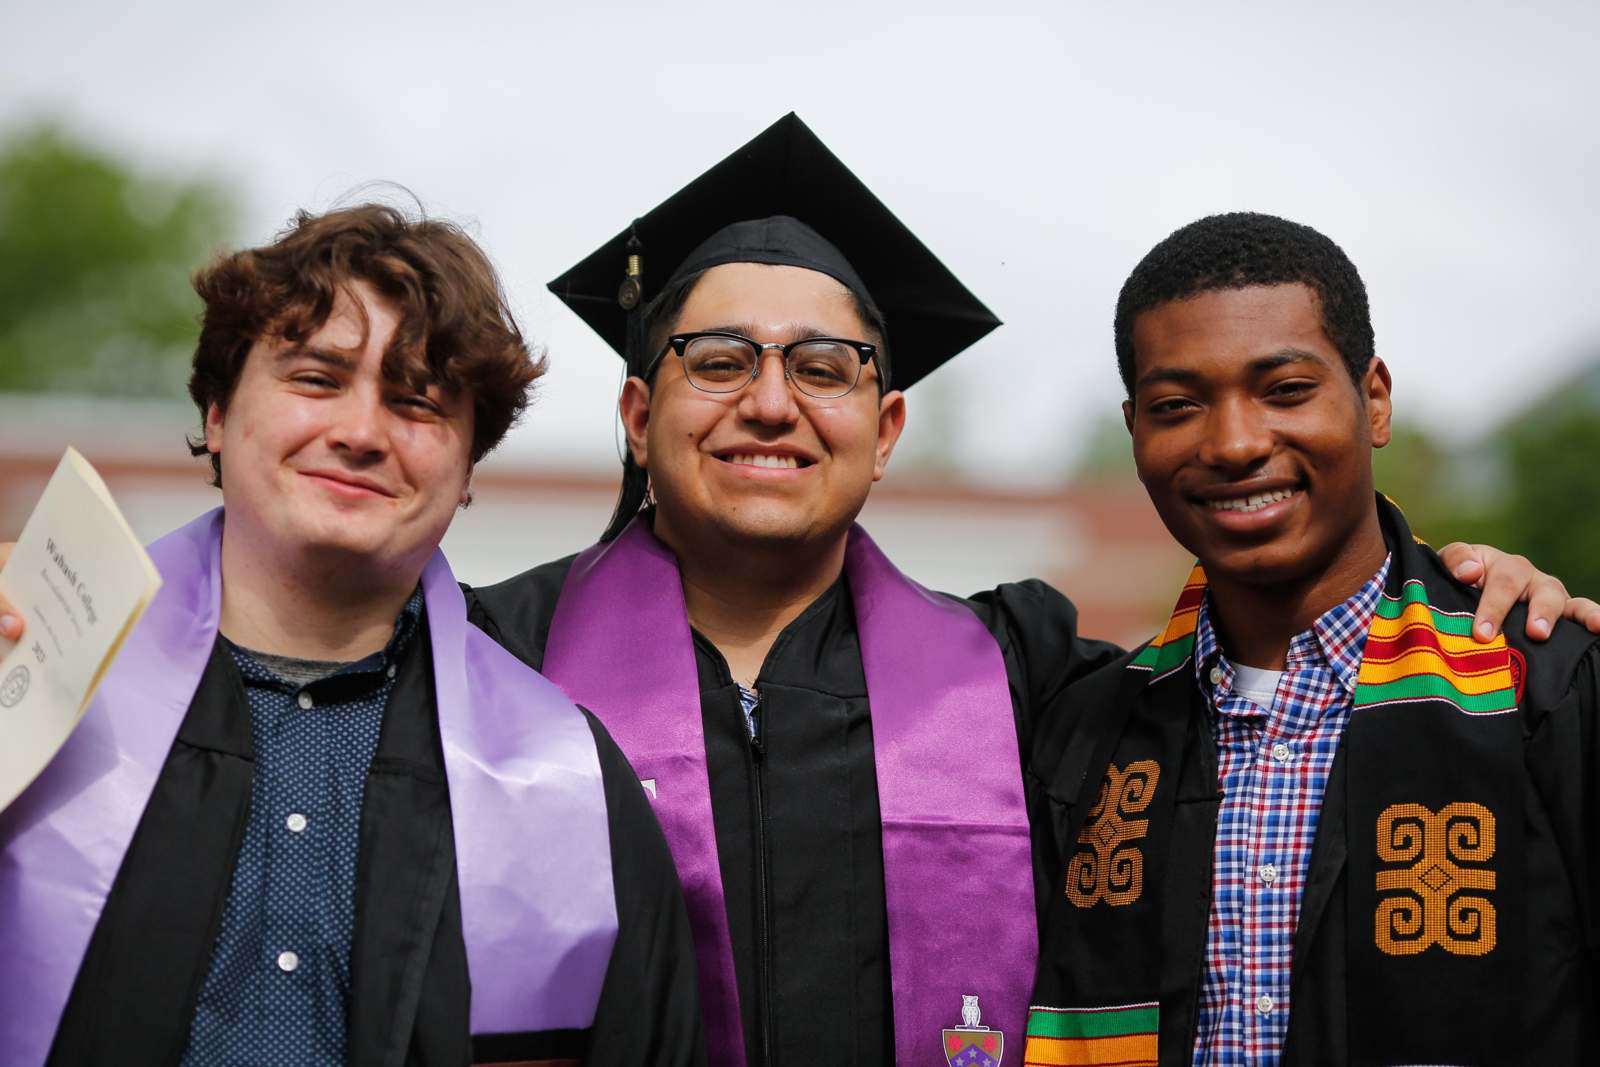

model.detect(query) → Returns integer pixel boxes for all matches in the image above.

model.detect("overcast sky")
[5,2,1597,486]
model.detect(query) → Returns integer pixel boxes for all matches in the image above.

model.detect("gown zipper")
[748,694,776,1066]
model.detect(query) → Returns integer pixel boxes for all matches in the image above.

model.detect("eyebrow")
[698,323,835,343]
[1251,348,1327,372]
[277,344,359,371]
[1135,347,1329,389]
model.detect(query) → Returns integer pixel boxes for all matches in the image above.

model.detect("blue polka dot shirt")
[181,589,423,1067]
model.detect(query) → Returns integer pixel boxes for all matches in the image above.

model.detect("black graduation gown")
[468,554,1124,1066]
[1029,599,1600,1064]
[48,613,706,1067]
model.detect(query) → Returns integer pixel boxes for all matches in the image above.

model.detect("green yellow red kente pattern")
[1131,566,1516,716]
[1023,1003,1158,1066]
[1354,579,1516,715]
[1128,566,1205,678]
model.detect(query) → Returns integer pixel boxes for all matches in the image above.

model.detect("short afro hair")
[1114,212,1374,398]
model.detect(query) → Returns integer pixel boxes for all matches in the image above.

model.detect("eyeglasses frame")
[643,330,881,398]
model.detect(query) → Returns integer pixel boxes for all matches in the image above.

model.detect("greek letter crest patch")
[942,995,1004,1066]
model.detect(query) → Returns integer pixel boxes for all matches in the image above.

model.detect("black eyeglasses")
[645,331,879,399]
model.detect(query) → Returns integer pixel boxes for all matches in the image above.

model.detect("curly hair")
[1113,212,1374,397]
[188,203,546,483]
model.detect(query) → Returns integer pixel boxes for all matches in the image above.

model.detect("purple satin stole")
[543,518,1035,1066]
[0,510,617,1065]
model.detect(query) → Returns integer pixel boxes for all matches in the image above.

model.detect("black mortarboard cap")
[547,112,1000,391]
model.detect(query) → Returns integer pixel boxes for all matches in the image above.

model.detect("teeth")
[1206,487,1296,513]
[729,453,799,469]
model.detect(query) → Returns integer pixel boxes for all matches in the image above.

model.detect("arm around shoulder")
[969,578,1128,709]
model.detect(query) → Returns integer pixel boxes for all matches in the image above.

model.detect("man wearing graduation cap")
[468,113,1091,1067]
[468,117,1590,1067]
[0,205,703,1066]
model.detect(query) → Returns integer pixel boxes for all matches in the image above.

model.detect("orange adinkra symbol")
[1065,760,1161,908]
[1374,802,1498,957]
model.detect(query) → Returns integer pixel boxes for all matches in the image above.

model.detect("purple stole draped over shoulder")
[543,518,1034,1066]
[0,511,617,1066]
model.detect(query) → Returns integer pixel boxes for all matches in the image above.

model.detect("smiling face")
[204,280,474,583]
[1124,283,1392,591]
[620,262,906,554]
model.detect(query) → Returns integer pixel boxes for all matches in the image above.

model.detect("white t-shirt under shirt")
[1229,663,1284,711]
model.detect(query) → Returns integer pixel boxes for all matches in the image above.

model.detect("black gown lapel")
[1291,739,1349,975]
[48,639,255,1067]
[345,620,461,1067]
[1158,684,1221,1066]
[1280,740,1350,1063]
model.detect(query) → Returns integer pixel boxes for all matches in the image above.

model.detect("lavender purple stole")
[543,518,1035,1066]
[0,510,617,1066]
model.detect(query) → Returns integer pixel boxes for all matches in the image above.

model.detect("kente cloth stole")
[1025,500,1525,1067]
[0,510,618,1067]
[543,517,1035,1067]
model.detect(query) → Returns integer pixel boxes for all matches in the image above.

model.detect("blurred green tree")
[1072,412,1137,483]
[0,123,234,397]
[1487,402,1600,599]
[1371,421,1464,544]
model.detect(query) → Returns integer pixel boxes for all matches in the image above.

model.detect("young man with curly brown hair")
[0,205,704,1067]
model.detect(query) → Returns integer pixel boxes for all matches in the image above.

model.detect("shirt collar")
[230,585,425,687]
[1194,554,1392,697]
[386,586,425,662]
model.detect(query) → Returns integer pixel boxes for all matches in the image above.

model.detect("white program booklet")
[0,447,162,811]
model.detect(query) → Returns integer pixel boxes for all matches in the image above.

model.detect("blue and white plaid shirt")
[1190,556,1390,1066]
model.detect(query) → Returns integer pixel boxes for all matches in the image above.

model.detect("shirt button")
[386,663,397,680]
[1256,993,1274,1014]
[1259,863,1277,885]
[1271,742,1291,763]
[277,950,300,973]
[285,812,308,833]
[296,691,314,710]
[1208,665,1224,686]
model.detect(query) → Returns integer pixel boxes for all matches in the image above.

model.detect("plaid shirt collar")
[1194,554,1392,704]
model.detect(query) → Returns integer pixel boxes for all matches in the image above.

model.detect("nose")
[325,386,389,462]
[1198,395,1273,474]
[736,350,800,426]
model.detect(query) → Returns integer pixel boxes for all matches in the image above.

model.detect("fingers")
[1520,573,1574,641]
[0,543,19,641]
[1439,541,1486,587]
[1562,596,1600,635]
[1452,543,1576,644]
[1470,550,1537,642]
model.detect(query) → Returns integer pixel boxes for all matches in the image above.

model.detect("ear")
[618,376,653,468]
[204,400,226,453]
[460,465,474,508]
[872,389,908,482]
[1364,356,1393,449]
[1122,398,1136,436]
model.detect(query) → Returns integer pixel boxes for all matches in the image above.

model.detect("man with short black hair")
[0,205,703,1066]
[1027,212,1600,1066]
